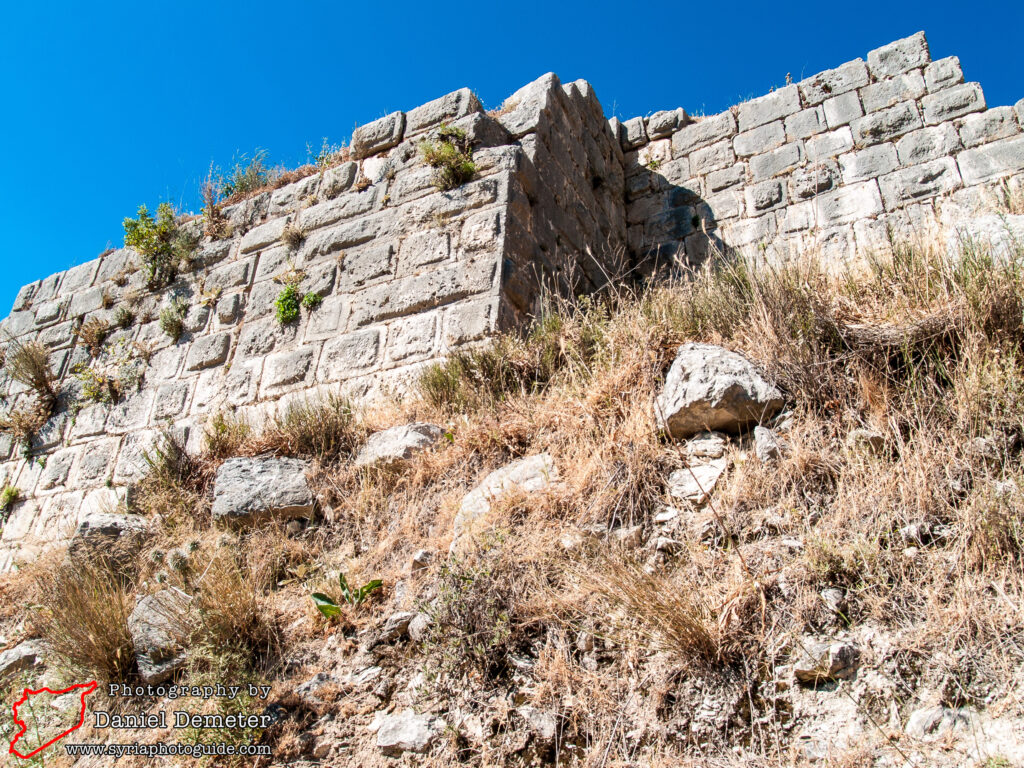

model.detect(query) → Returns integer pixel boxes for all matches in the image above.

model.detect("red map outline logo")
[9,681,97,759]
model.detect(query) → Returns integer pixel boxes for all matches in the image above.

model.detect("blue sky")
[1,1,1021,313]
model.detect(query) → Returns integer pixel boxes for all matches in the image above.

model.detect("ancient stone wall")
[2,31,1023,572]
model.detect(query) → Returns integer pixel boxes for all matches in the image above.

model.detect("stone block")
[34,298,65,325]
[106,390,155,434]
[895,124,961,166]
[317,328,382,381]
[11,282,38,312]
[152,381,191,420]
[351,111,405,159]
[1017,99,1024,130]
[216,292,243,325]
[851,101,922,147]
[240,218,287,254]
[704,188,743,220]
[2,310,36,337]
[798,59,870,105]
[303,294,348,341]
[621,117,647,149]
[184,333,231,371]
[925,56,963,93]
[958,107,1020,149]
[878,158,962,209]
[860,70,926,113]
[734,121,785,158]
[37,448,76,491]
[38,320,76,349]
[300,187,378,231]
[839,144,899,183]
[689,140,735,174]
[813,181,884,226]
[706,164,745,193]
[750,142,804,180]
[867,32,930,79]
[235,319,297,361]
[68,286,104,317]
[207,258,252,292]
[671,111,736,156]
[790,161,839,199]
[321,162,357,198]
[780,200,815,233]
[957,135,1024,185]
[785,106,827,141]
[60,260,100,293]
[745,180,785,213]
[339,242,395,288]
[385,312,438,364]
[921,83,985,125]
[805,127,854,160]
[405,88,482,136]
[646,108,684,139]
[721,213,777,247]
[737,85,800,132]
[262,346,318,392]
[443,299,494,346]
[75,438,119,484]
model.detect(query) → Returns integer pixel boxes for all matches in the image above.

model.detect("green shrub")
[112,306,135,329]
[301,292,323,311]
[222,150,275,201]
[274,284,301,325]
[312,572,383,617]
[420,123,477,191]
[123,203,196,290]
[159,297,189,341]
[0,484,19,512]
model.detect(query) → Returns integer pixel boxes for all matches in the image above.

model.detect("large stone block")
[690,140,735,174]
[957,135,1024,185]
[750,142,804,180]
[317,328,382,381]
[895,124,961,166]
[351,111,406,159]
[839,144,899,183]
[385,312,438,364]
[851,101,922,147]
[212,456,313,524]
[878,158,962,209]
[805,128,854,160]
[784,106,827,141]
[621,117,647,150]
[921,83,986,125]
[925,56,963,93]
[745,180,785,213]
[867,32,930,79]
[671,111,736,156]
[798,59,869,105]
[60,259,100,293]
[405,88,482,136]
[860,71,926,113]
[737,85,800,133]
[184,333,231,371]
[262,346,318,392]
[734,121,785,158]
[813,181,884,226]
[958,107,1020,149]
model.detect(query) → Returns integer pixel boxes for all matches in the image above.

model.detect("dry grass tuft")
[3,337,57,405]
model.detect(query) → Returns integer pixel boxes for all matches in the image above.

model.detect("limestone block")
[59,259,100,293]
[69,403,108,441]
[851,101,922,147]
[269,173,319,215]
[443,299,494,347]
[895,124,961,166]
[338,242,395,289]
[406,88,482,136]
[385,312,437,364]
[805,127,854,160]
[75,438,119,484]
[321,162,357,198]
[750,142,804,180]
[354,423,444,469]
[206,258,252,292]
[813,181,884,226]
[958,107,1020,149]
[621,117,647,150]
[737,85,800,132]
[113,429,160,485]
[745,180,785,214]
[152,381,192,420]
[317,328,382,381]
[33,492,84,540]
[496,72,562,139]
[351,111,405,159]
[399,231,450,276]
[130,588,191,684]
[300,187,379,232]
[925,56,963,93]
[798,59,869,105]
[785,106,827,141]
[823,91,864,129]
[68,286,105,317]
[671,111,736,156]
[261,346,318,393]
[1016,99,1024,130]
[790,162,839,199]
[184,333,230,372]
[780,200,815,233]
[215,292,243,325]
[11,282,39,312]
[106,390,156,434]
[38,319,75,349]
[867,32,930,79]
[706,164,745,193]
[240,217,288,254]
[689,140,734,175]
[34,297,66,326]
[36,447,77,491]
[878,157,962,210]
[734,121,785,158]
[839,144,899,183]
[1,499,40,542]
[721,213,777,248]
[957,136,1024,185]
[303,294,348,342]
[2,311,36,337]
[646,108,684,139]
[921,83,986,126]
[860,70,926,113]
[460,210,501,252]
[236,319,297,361]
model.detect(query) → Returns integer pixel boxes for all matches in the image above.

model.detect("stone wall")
[2,30,1023,572]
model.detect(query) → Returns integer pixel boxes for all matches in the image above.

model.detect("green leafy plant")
[123,203,196,290]
[312,572,383,617]
[0,484,19,512]
[72,339,144,406]
[159,296,189,341]
[301,292,323,311]
[419,122,477,191]
[307,137,347,170]
[112,306,135,329]
[274,284,301,325]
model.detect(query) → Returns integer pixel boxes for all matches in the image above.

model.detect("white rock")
[685,431,729,459]
[754,426,782,463]
[211,457,314,525]
[376,709,436,755]
[666,458,728,504]
[0,640,46,682]
[354,423,445,469]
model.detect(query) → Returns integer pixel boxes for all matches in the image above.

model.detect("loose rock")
[68,511,149,564]
[792,640,860,684]
[376,709,437,755]
[129,588,191,684]
[354,423,445,469]
[754,425,783,463]
[211,457,314,525]
[666,458,728,504]
[0,640,46,682]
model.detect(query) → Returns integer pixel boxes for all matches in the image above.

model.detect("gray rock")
[947,214,1024,263]
[921,82,986,126]
[0,639,46,682]
[411,549,432,571]
[408,613,432,643]
[792,640,860,684]
[129,588,191,684]
[655,343,784,439]
[405,88,482,136]
[211,457,314,525]
[846,428,885,454]
[517,706,558,745]
[351,112,405,159]
[666,458,727,504]
[379,612,415,644]
[754,426,782,463]
[957,135,1024,185]
[924,56,963,92]
[905,706,977,740]
[376,709,436,755]
[68,511,149,561]
[686,431,729,459]
[353,423,445,469]
[866,31,929,79]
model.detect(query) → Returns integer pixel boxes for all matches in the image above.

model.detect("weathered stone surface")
[750,142,804,180]
[211,457,313,524]
[351,111,405,159]
[799,59,869,105]
[866,31,929,79]
[958,106,1020,148]
[813,181,884,225]
[621,117,647,150]
[791,163,838,199]
[895,124,961,166]
[129,588,191,684]
[737,85,800,133]
[645,108,683,139]
[354,423,444,469]
[734,121,785,158]
[655,343,784,439]
[947,214,1024,262]
[924,56,963,93]
[240,218,287,254]
[452,454,558,550]
[957,135,1024,185]
[185,333,231,371]
[823,91,864,129]
[905,706,977,740]
[921,82,986,125]
[878,158,961,209]
[405,88,482,135]
[754,425,782,463]
[851,102,922,147]
[68,511,149,560]
[672,112,736,155]
[839,144,898,183]
[376,709,437,755]
[667,458,727,504]
[784,106,827,141]
[793,640,860,684]
[0,640,46,682]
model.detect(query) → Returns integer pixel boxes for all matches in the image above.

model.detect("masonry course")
[2,31,1023,572]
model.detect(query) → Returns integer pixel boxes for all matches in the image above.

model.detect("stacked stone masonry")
[1,31,1022,571]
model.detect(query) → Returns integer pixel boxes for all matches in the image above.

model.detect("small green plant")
[0,484,19,512]
[112,306,135,329]
[301,292,322,311]
[72,338,144,406]
[73,364,123,405]
[274,284,301,325]
[645,157,662,171]
[123,203,196,290]
[308,137,347,170]
[159,297,189,341]
[312,572,383,617]
[78,318,109,357]
[419,122,477,191]
[221,150,275,201]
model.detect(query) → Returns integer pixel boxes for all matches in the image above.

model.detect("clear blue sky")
[2,1,1021,314]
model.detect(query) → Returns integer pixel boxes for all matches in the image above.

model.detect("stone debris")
[68,511,149,561]
[754,425,783,463]
[353,423,445,469]
[128,588,192,684]
[211,457,314,525]
[667,458,728,504]
[0,640,46,683]
[375,708,438,755]
[792,640,861,684]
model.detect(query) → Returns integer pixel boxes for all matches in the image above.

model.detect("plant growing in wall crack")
[123,203,198,290]
[420,122,477,191]
[312,572,384,618]
[159,296,189,342]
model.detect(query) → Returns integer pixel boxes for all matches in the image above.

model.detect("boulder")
[792,640,860,684]
[655,343,784,439]
[128,588,191,684]
[353,423,444,470]
[846,428,885,454]
[211,457,313,525]
[666,458,728,504]
[376,709,437,755]
[452,454,558,552]
[0,639,46,682]
[68,511,149,562]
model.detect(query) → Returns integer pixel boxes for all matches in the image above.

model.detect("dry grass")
[78,317,110,356]
[2,337,57,405]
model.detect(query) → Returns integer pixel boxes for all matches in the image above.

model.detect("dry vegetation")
[4,232,1024,766]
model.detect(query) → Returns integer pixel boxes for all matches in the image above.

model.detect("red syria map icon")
[8,681,97,759]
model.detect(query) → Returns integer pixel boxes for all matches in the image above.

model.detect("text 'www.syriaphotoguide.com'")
[64,742,271,757]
